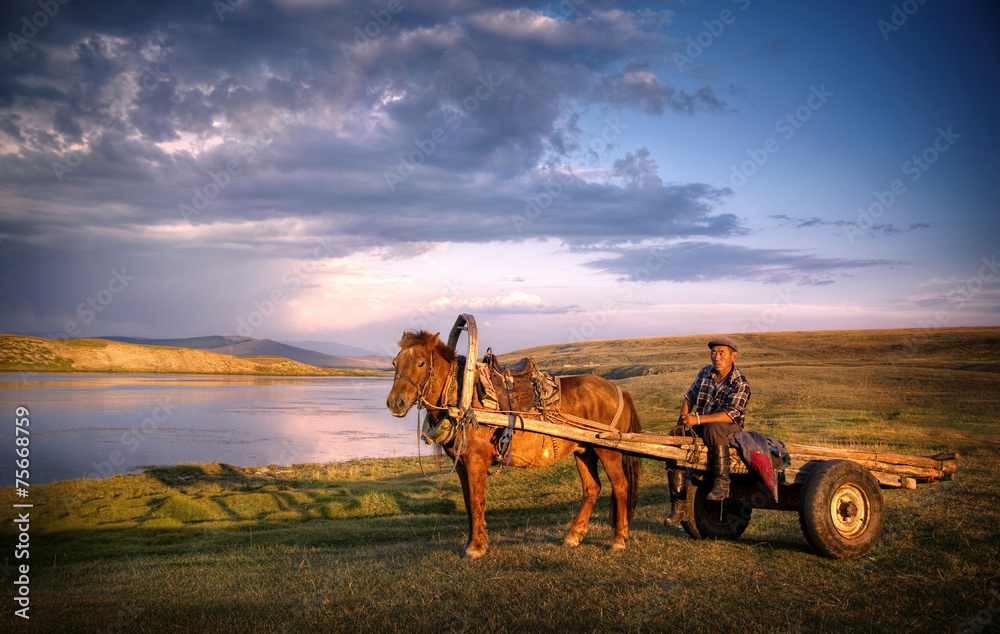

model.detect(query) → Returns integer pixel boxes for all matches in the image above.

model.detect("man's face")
[710,345,737,375]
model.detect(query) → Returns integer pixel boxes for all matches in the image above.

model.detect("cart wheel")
[681,476,752,540]
[798,459,884,559]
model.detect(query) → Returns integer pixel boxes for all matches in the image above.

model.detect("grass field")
[2,327,999,632]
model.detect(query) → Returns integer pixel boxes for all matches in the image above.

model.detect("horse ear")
[433,331,441,342]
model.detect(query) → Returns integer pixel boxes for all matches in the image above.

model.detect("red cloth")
[750,451,775,496]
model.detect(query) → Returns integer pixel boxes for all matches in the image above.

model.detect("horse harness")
[398,350,627,476]
[395,353,474,480]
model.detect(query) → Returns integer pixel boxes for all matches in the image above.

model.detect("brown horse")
[386,330,641,560]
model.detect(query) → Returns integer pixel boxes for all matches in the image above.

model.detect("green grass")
[2,327,999,632]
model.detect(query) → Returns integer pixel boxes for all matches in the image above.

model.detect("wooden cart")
[444,314,959,559]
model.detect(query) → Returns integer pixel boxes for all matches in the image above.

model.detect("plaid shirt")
[684,365,751,428]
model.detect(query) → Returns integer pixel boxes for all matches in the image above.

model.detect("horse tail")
[611,389,642,526]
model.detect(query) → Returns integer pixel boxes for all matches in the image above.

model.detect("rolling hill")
[101,335,391,370]
[0,335,387,375]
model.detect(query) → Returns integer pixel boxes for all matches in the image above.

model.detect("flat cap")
[707,337,739,352]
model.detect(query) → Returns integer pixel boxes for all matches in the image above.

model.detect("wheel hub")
[839,500,858,518]
[830,484,868,538]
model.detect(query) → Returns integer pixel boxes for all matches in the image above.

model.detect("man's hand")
[679,411,734,427]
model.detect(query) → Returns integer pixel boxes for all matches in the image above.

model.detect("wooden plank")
[807,454,953,480]
[596,432,692,446]
[787,453,945,479]
[872,471,903,488]
[468,408,955,483]
[783,442,957,472]
[599,427,957,478]
[473,409,694,463]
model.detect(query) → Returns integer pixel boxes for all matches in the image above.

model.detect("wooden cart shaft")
[468,408,958,490]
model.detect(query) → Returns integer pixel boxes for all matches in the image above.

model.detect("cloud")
[0,0,738,253]
[0,0,759,339]
[584,241,901,285]
[905,275,1000,313]
[419,290,574,316]
[612,147,662,189]
[589,72,728,115]
[768,215,932,237]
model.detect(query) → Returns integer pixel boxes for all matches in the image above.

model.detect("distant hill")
[278,339,378,357]
[0,335,388,376]
[100,336,392,370]
[208,339,390,371]
[101,335,253,349]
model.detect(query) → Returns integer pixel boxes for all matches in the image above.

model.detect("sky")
[1,0,998,356]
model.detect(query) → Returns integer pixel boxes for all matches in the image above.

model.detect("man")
[663,337,751,526]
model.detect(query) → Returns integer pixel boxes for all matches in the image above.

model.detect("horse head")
[385,330,456,417]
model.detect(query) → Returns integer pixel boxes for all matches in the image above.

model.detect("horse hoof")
[562,538,580,548]
[462,547,486,560]
[610,542,626,552]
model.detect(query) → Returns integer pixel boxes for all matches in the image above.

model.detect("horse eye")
[417,360,426,368]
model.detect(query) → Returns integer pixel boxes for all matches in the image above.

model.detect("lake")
[0,373,417,486]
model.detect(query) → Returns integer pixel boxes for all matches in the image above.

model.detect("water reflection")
[0,373,412,485]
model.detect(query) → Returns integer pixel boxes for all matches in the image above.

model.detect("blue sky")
[0,0,997,354]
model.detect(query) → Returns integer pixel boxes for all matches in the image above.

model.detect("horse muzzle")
[386,393,414,417]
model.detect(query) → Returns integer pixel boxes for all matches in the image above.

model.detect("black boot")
[663,469,688,525]
[706,444,731,501]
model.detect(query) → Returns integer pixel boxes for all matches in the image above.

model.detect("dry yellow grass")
[505,326,1000,450]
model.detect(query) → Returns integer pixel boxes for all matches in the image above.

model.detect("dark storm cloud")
[584,242,900,285]
[0,0,740,257]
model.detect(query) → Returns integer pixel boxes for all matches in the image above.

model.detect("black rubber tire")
[681,476,752,540]
[798,459,884,559]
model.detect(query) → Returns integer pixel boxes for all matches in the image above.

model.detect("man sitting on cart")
[664,337,751,526]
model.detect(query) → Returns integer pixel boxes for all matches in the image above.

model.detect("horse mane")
[398,330,457,363]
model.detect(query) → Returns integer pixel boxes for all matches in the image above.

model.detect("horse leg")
[596,448,630,550]
[564,448,601,547]
[455,450,489,560]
